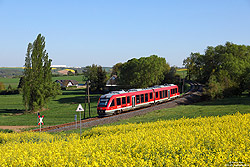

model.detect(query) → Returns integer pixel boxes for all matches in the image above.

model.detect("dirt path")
[0,126,37,132]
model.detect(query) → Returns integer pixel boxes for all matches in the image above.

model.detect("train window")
[110,99,115,107]
[156,92,159,98]
[145,94,148,102]
[127,96,130,103]
[150,92,153,99]
[117,98,121,105]
[122,97,126,105]
[165,90,167,97]
[98,98,110,107]
[163,90,165,98]
[176,88,178,93]
[160,91,163,99]
[171,89,173,94]
[136,95,140,104]
[141,94,144,103]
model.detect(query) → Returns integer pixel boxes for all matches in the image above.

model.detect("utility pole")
[87,80,91,118]
[84,87,87,119]
[182,71,185,93]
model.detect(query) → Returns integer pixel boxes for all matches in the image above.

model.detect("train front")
[97,94,112,116]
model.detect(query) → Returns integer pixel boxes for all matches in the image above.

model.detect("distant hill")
[0,67,112,78]
[0,67,24,78]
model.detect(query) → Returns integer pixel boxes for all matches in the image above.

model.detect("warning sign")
[38,115,44,125]
[76,104,84,112]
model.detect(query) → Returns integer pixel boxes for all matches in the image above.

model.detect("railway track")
[33,82,203,133]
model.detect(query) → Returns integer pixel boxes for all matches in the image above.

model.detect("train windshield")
[98,98,110,107]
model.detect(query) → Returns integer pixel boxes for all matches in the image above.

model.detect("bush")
[0,82,5,90]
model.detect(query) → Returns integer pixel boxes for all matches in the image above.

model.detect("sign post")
[38,115,44,132]
[74,114,77,129]
[76,104,84,136]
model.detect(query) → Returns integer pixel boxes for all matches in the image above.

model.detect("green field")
[112,95,250,125]
[63,94,250,134]
[0,77,20,88]
[176,69,187,78]
[0,75,85,89]
[0,89,100,126]
[1,73,250,132]
[52,75,86,84]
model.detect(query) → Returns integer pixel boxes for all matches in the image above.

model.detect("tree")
[111,62,123,76]
[184,42,250,98]
[163,66,177,84]
[23,34,61,112]
[7,84,12,91]
[85,64,107,92]
[119,55,170,88]
[0,82,5,91]
[18,77,24,89]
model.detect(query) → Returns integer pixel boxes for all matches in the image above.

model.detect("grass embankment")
[0,89,100,126]
[64,95,250,134]
[112,95,250,125]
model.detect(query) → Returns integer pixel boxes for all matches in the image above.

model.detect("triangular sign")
[76,104,84,112]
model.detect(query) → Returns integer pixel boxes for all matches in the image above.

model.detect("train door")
[132,96,135,107]
[168,90,170,99]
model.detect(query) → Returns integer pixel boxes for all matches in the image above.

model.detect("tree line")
[84,55,183,93]
[20,34,249,112]
[183,42,250,99]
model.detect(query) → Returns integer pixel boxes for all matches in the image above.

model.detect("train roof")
[100,84,178,99]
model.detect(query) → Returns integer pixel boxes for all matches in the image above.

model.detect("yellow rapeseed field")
[0,113,249,166]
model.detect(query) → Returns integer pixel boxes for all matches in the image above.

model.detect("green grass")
[1,77,249,133]
[52,75,86,84]
[0,89,101,126]
[63,95,250,134]
[112,95,250,125]
[0,75,86,89]
[0,77,20,88]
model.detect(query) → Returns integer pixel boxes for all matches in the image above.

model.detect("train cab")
[97,94,112,115]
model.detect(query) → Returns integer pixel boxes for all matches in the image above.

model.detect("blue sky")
[0,0,250,67]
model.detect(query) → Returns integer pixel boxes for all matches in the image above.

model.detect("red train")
[97,84,180,116]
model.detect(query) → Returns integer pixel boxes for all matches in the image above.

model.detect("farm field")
[0,113,249,166]
[0,77,20,88]
[0,75,86,88]
[176,68,187,78]
[0,89,100,126]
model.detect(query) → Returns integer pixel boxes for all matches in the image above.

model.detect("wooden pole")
[84,85,87,119]
[87,81,91,118]
[182,71,185,93]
